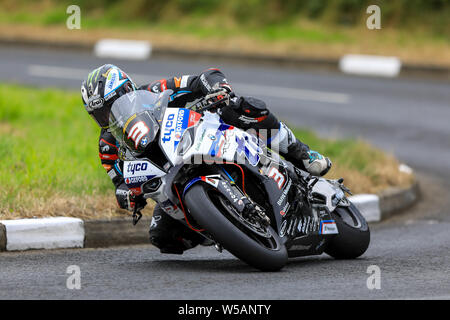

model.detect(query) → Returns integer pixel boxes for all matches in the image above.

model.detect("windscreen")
[109,90,171,145]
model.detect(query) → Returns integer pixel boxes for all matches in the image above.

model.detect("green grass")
[0,84,411,219]
[0,84,112,215]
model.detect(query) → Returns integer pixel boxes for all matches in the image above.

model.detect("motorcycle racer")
[81,64,332,254]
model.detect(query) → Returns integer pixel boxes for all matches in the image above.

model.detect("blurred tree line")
[2,0,449,35]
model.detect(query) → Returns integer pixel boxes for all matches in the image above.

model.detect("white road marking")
[27,65,159,83]
[94,39,152,60]
[28,65,89,80]
[28,64,350,104]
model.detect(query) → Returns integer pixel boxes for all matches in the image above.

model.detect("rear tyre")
[325,202,370,259]
[184,184,288,271]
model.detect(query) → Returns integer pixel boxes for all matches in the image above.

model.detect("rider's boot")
[275,122,332,177]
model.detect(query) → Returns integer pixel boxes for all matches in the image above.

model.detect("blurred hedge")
[2,0,449,35]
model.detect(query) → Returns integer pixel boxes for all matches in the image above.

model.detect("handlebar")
[195,92,235,114]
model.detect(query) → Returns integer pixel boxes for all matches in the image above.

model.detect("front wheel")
[183,184,288,271]
[325,202,370,259]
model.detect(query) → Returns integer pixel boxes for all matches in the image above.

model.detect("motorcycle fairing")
[123,159,166,195]
[159,107,202,164]
[161,110,263,168]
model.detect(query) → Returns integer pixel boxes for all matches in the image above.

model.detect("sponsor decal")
[107,72,117,90]
[173,109,189,149]
[297,219,303,233]
[204,176,219,188]
[295,216,321,235]
[280,220,288,237]
[129,187,142,196]
[174,77,181,88]
[287,217,298,235]
[238,115,261,124]
[188,111,201,127]
[289,243,312,251]
[88,96,104,110]
[123,160,165,180]
[151,84,159,93]
[104,90,116,101]
[107,168,117,179]
[122,114,137,134]
[320,220,339,235]
[194,128,207,151]
[140,136,148,146]
[160,199,184,219]
[268,167,285,190]
[235,132,261,166]
[128,121,150,149]
[125,176,148,184]
[150,215,161,228]
[280,202,290,216]
[160,79,167,91]
[104,68,127,97]
[276,179,292,206]
[126,162,148,175]
[99,153,118,160]
[180,75,189,88]
[303,216,311,233]
[200,74,212,91]
[220,180,240,204]
[162,113,175,143]
[208,125,233,158]
[116,189,128,196]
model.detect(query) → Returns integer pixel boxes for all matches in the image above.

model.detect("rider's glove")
[302,151,332,177]
[115,183,147,212]
[204,83,233,106]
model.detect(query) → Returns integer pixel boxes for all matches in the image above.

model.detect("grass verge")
[0,84,413,220]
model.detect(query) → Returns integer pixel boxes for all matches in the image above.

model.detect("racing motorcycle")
[109,90,370,271]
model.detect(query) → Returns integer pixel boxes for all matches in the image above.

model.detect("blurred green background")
[0,0,449,65]
[1,0,448,35]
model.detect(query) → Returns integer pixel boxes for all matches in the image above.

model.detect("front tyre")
[325,202,370,259]
[184,184,288,271]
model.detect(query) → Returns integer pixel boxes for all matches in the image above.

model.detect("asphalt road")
[0,45,449,299]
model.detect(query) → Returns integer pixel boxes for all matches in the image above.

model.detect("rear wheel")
[325,202,370,259]
[183,184,288,271]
